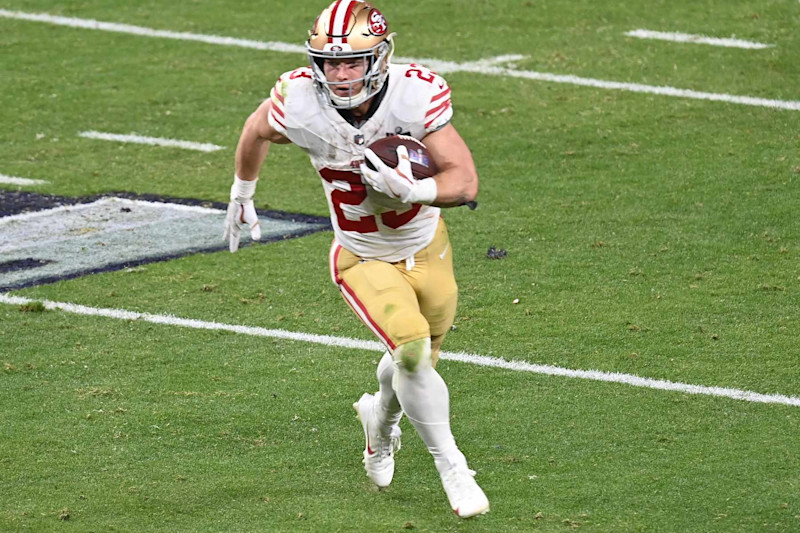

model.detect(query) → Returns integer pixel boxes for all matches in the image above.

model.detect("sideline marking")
[0,174,49,186]
[79,131,224,152]
[2,9,799,112]
[1,293,798,408]
[625,29,774,50]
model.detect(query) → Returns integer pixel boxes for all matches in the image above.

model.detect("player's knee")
[386,308,430,371]
[393,337,432,373]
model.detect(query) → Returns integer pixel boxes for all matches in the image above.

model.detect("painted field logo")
[0,193,329,290]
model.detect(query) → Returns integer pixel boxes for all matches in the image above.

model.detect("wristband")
[231,175,258,202]
[413,177,438,204]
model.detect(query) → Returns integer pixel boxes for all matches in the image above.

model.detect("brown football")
[365,135,438,179]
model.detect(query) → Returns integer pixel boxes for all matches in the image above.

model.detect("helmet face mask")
[306,1,395,110]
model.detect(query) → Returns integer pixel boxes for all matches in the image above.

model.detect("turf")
[1,1,799,531]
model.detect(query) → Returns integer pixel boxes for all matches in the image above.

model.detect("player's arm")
[360,123,478,209]
[360,66,477,208]
[236,99,292,180]
[224,99,292,252]
[422,123,478,208]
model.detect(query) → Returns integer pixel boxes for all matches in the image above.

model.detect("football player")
[224,0,488,518]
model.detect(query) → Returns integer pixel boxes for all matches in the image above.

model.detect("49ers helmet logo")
[368,9,387,35]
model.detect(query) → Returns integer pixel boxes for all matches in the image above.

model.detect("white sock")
[394,363,466,474]
[375,352,402,430]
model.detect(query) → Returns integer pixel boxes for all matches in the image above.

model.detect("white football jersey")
[267,63,454,263]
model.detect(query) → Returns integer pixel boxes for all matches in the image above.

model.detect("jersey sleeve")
[266,67,314,137]
[394,64,454,134]
[267,74,288,136]
[423,73,453,133]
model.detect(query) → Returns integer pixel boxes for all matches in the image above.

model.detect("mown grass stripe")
[0,9,306,53]
[1,293,797,408]
[2,9,799,111]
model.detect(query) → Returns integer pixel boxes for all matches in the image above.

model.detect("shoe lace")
[374,427,401,460]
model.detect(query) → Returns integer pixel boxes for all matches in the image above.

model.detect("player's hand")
[223,200,261,253]
[360,145,436,204]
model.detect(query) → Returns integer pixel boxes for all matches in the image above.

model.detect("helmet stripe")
[329,0,356,43]
[339,0,355,43]
[326,0,341,43]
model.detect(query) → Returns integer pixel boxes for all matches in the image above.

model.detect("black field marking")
[0,190,331,225]
[0,191,331,291]
[0,258,54,274]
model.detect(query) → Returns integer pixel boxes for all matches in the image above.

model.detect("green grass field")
[1,1,799,531]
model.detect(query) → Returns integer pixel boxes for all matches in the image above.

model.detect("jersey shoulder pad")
[268,67,315,134]
[392,63,453,132]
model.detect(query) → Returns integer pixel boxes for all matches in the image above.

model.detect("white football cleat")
[440,466,490,518]
[353,393,402,488]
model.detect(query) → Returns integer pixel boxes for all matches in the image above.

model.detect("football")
[365,135,438,179]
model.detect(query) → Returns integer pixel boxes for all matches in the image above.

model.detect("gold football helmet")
[306,0,395,109]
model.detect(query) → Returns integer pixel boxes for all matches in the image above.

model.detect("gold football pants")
[329,218,458,364]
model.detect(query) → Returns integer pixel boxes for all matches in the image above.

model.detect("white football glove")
[223,176,261,253]
[360,145,437,204]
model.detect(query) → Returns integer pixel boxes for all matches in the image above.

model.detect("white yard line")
[625,29,774,50]
[0,174,49,186]
[78,131,224,152]
[1,294,798,408]
[2,9,799,112]
[464,65,800,111]
[0,9,307,54]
